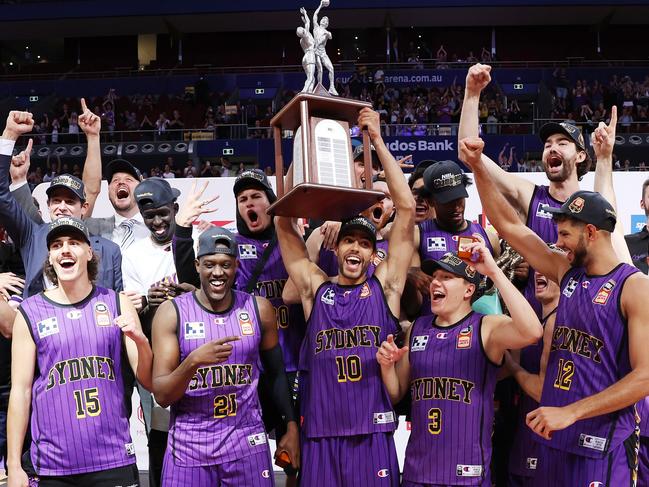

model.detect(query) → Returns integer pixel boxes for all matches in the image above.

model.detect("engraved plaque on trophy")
[267,92,385,221]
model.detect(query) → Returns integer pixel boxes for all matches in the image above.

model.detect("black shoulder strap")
[244,233,278,294]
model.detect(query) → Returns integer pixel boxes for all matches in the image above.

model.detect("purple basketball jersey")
[235,234,305,372]
[418,219,493,262]
[19,287,135,476]
[318,238,389,278]
[537,263,639,458]
[524,185,562,316]
[167,290,269,466]
[509,310,555,478]
[299,276,399,438]
[403,312,498,485]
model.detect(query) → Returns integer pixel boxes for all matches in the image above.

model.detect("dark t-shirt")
[625,225,649,274]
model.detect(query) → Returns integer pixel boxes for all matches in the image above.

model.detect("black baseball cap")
[46,174,86,202]
[541,190,616,232]
[46,216,91,247]
[105,159,142,182]
[423,160,469,204]
[421,252,482,287]
[337,216,377,246]
[197,227,238,258]
[134,177,181,210]
[539,121,586,151]
[233,169,274,196]
[352,143,382,170]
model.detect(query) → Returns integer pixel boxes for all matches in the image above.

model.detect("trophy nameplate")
[267,92,384,221]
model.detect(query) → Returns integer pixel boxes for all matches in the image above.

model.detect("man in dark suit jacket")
[0,110,122,297]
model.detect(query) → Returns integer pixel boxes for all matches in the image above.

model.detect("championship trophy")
[267,0,384,221]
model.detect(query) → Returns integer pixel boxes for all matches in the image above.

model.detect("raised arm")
[78,98,102,218]
[459,136,569,284]
[9,138,44,224]
[458,64,534,214]
[361,108,416,317]
[6,312,35,486]
[151,299,239,408]
[591,106,632,265]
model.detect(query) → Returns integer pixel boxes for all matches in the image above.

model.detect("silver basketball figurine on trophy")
[298,0,338,96]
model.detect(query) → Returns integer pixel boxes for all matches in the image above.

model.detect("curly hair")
[43,253,100,286]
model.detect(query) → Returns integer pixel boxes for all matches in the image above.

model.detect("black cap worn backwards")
[46,174,86,202]
[134,177,181,210]
[422,160,469,204]
[232,169,275,198]
[337,216,377,246]
[196,227,238,258]
[421,252,482,287]
[352,143,382,170]
[539,121,586,151]
[46,216,90,247]
[541,190,617,232]
[105,158,142,182]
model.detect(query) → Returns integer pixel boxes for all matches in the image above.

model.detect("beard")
[570,234,588,268]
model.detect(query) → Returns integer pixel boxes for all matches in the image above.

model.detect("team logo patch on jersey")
[526,457,538,470]
[456,465,483,477]
[66,310,82,320]
[536,202,554,219]
[579,433,608,452]
[411,335,430,351]
[237,310,254,335]
[427,236,447,252]
[125,443,135,456]
[593,279,616,305]
[184,321,205,339]
[238,244,257,260]
[456,326,472,349]
[371,248,387,266]
[373,411,395,424]
[37,317,59,338]
[321,288,335,305]
[360,282,372,299]
[562,277,579,298]
[94,302,111,327]
[247,432,267,446]
[436,332,448,339]
[377,469,389,478]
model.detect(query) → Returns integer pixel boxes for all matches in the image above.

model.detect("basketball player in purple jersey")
[460,133,649,486]
[458,63,589,315]
[504,271,560,486]
[377,242,542,486]
[7,216,152,487]
[276,107,415,486]
[152,226,299,487]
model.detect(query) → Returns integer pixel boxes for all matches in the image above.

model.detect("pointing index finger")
[25,138,33,155]
[609,105,617,129]
[215,336,240,345]
[80,98,88,113]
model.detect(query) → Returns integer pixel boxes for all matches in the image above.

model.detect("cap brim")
[106,160,141,181]
[233,179,270,196]
[541,205,568,217]
[46,184,85,202]
[431,186,469,204]
[47,226,90,247]
[421,259,461,278]
[337,224,377,245]
[539,122,585,151]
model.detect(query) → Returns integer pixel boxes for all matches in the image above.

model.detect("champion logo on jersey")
[125,443,136,456]
[588,482,604,487]
[456,464,483,477]
[261,470,270,479]
[536,202,554,219]
[238,244,258,260]
[94,302,111,327]
[66,310,82,320]
[562,277,579,298]
[579,433,608,452]
[582,280,590,289]
[214,317,226,325]
[184,321,205,339]
[411,335,430,351]
[373,411,395,424]
[237,310,255,335]
[37,316,59,338]
[427,236,447,252]
[593,279,616,305]
[456,325,472,349]
[436,331,448,339]
[321,288,335,305]
[360,282,372,299]
[377,469,389,478]
[247,432,267,446]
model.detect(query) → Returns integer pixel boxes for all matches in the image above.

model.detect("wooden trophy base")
[267,183,384,221]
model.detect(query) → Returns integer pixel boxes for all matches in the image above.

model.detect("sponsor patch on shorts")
[456,464,482,477]
[526,457,537,470]
[248,432,267,446]
[125,442,135,456]
[373,411,395,424]
[579,433,608,452]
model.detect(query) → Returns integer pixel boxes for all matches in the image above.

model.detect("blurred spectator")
[168,109,185,136]
[155,112,170,140]
[183,160,197,178]
[162,163,175,179]
[220,157,233,177]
